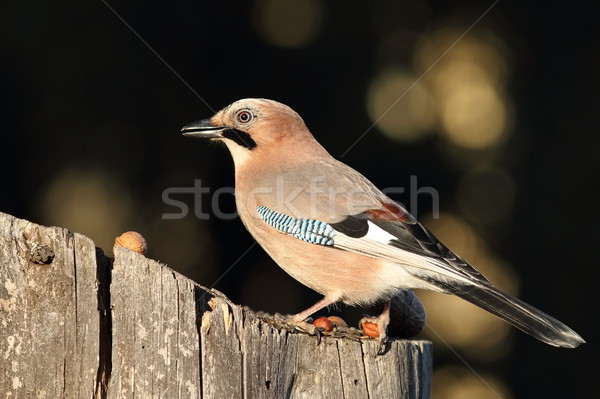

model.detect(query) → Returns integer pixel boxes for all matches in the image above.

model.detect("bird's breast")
[236,202,400,305]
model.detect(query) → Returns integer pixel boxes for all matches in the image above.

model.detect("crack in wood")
[94,248,113,398]
[0,212,431,398]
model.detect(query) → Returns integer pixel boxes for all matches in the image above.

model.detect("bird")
[182,98,585,348]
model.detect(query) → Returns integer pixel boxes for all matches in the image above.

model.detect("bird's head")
[182,98,327,168]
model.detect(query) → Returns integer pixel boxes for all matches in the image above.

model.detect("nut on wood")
[313,317,334,332]
[114,231,147,255]
[326,315,348,328]
[360,321,380,338]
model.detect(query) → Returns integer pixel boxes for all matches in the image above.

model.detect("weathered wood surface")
[0,212,432,398]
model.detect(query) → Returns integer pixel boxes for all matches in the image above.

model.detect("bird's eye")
[237,110,253,124]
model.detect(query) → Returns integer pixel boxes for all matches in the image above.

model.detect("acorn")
[114,231,148,255]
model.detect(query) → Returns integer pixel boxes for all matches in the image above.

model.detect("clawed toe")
[292,319,319,335]
[359,315,390,353]
[275,314,320,335]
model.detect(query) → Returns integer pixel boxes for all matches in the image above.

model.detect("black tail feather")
[432,280,585,348]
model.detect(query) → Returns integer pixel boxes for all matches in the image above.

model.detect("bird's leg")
[290,297,336,323]
[282,297,336,335]
[359,300,391,352]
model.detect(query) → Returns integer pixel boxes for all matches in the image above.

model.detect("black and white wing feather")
[329,205,585,348]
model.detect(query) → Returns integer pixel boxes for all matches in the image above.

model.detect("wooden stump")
[0,212,432,398]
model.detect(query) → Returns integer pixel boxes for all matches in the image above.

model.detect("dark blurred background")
[1,0,598,397]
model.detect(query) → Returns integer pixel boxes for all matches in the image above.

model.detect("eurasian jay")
[182,98,584,348]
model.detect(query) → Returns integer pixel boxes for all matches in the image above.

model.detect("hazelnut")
[313,317,334,332]
[360,321,380,338]
[114,231,147,255]
[326,316,348,328]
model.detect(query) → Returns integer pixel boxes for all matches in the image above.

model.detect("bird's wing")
[330,202,492,285]
[253,158,490,285]
[251,161,585,347]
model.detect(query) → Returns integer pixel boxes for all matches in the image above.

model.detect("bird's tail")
[431,280,585,348]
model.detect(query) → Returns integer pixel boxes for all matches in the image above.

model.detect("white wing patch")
[363,221,397,243]
[333,225,474,286]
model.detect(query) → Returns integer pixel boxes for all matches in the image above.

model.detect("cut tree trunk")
[0,212,432,398]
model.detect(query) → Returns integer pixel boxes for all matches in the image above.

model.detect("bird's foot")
[290,319,320,336]
[273,313,320,336]
[359,315,389,354]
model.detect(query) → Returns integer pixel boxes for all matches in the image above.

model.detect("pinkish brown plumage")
[183,98,584,348]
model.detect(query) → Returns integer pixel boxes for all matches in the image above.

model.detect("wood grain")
[0,212,431,398]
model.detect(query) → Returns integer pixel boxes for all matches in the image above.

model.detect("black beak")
[181,119,226,138]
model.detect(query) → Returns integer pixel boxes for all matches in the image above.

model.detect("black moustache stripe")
[222,128,257,150]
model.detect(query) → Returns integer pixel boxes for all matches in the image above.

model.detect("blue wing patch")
[256,206,335,246]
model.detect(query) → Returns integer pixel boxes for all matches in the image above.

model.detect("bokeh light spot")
[439,82,507,149]
[433,366,512,399]
[254,0,323,48]
[35,166,135,251]
[367,70,435,142]
[414,28,512,150]
[415,29,508,88]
